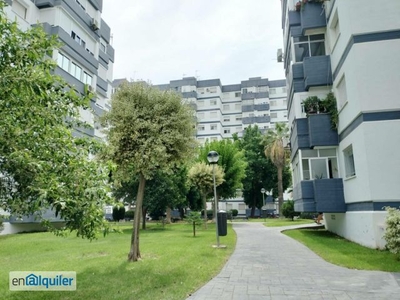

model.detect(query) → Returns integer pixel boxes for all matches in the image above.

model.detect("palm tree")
[261,122,290,218]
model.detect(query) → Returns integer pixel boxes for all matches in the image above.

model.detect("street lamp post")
[207,151,220,248]
[261,188,266,221]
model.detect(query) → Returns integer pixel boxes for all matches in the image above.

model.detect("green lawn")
[263,218,315,227]
[284,228,400,272]
[0,222,236,300]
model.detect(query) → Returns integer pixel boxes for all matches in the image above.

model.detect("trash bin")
[217,210,227,236]
[261,209,268,219]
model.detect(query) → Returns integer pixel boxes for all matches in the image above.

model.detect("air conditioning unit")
[88,85,94,92]
[91,18,99,31]
[277,48,283,63]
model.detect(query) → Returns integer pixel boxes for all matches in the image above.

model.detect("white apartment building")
[282,0,400,248]
[2,0,114,234]
[154,76,288,142]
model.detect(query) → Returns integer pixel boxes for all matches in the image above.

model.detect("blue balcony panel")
[242,117,255,125]
[300,2,327,35]
[303,56,332,90]
[256,116,270,123]
[314,179,346,213]
[292,63,304,80]
[242,105,254,112]
[308,114,338,147]
[288,10,301,28]
[293,181,316,212]
[255,103,270,111]
[34,0,56,8]
[290,118,309,159]
[293,79,306,93]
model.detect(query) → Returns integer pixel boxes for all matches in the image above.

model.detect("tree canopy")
[0,5,111,239]
[101,82,196,261]
[198,139,246,200]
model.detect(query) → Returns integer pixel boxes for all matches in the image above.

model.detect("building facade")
[155,76,288,143]
[4,0,114,139]
[281,0,400,248]
[2,0,114,234]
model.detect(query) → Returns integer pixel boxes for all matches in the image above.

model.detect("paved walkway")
[187,222,400,300]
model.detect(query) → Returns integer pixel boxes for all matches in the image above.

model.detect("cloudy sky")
[102,0,285,85]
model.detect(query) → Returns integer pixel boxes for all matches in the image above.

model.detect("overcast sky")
[102,0,285,85]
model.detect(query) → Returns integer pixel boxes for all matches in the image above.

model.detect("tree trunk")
[202,193,207,229]
[165,207,172,224]
[277,166,284,219]
[193,221,196,237]
[142,207,147,230]
[128,173,146,262]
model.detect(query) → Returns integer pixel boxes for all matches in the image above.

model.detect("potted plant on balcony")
[302,93,338,129]
[302,96,320,115]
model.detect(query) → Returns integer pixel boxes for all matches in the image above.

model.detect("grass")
[284,228,400,272]
[0,222,236,300]
[246,217,314,227]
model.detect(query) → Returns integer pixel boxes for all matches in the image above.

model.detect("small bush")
[124,210,135,220]
[113,205,125,222]
[384,206,400,254]
[300,212,317,220]
[282,200,300,221]
[231,209,238,217]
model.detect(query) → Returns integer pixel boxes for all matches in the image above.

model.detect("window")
[223,104,230,111]
[210,111,217,118]
[236,115,242,121]
[242,88,248,93]
[197,112,205,119]
[211,125,217,130]
[12,0,27,19]
[235,92,241,97]
[329,9,340,49]
[57,53,70,72]
[283,100,287,106]
[211,137,218,141]
[224,129,231,134]
[75,0,86,10]
[300,149,339,181]
[258,86,268,92]
[270,100,277,106]
[223,116,230,122]
[198,88,205,94]
[235,103,241,110]
[83,72,92,85]
[336,75,347,109]
[71,62,82,80]
[71,31,86,48]
[294,34,325,62]
[270,112,278,118]
[282,87,287,93]
[198,125,205,131]
[236,127,242,132]
[197,100,204,107]
[210,99,217,106]
[207,87,217,93]
[270,88,276,95]
[343,145,356,178]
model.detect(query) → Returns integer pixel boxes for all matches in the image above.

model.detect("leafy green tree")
[0,4,111,239]
[234,126,290,217]
[282,200,300,221]
[198,139,247,202]
[384,207,400,254]
[187,162,224,229]
[186,211,203,237]
[101,82,196,262]
[262,122,290,217]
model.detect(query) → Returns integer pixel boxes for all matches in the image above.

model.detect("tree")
[282,200,300,221]
[101,82,196,262]
[198,140,247,202]
[0,4,111,240]
[234,126,291,217]
[186,211,203,237]
[112,205,126,222]
[187,162,224,228]
[262,122,290,218]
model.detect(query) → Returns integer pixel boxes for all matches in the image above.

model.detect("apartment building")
[154,76,288,143]
[281,0,400,248]
[2,0,114,234]
[4,0,114,139]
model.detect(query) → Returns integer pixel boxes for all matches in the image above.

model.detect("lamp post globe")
[207,151,220,247]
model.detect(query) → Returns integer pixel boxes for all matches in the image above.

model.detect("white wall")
[325,212,387,249]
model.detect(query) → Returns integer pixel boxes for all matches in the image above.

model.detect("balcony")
[242,105,254,112]
[300,2,327,35]
[303,56,333,90]
[255,103,270,111]
[293,179,345,213]
[308,114,338,147]
[256,116,271,123]
[290,114,338,157]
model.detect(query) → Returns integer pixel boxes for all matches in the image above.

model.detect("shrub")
[231,209,238,217]
[124,210,135,220]
[282,200,300,221]
[384,206,400,254]
[300,212,317,220]
[112,205,125,222]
